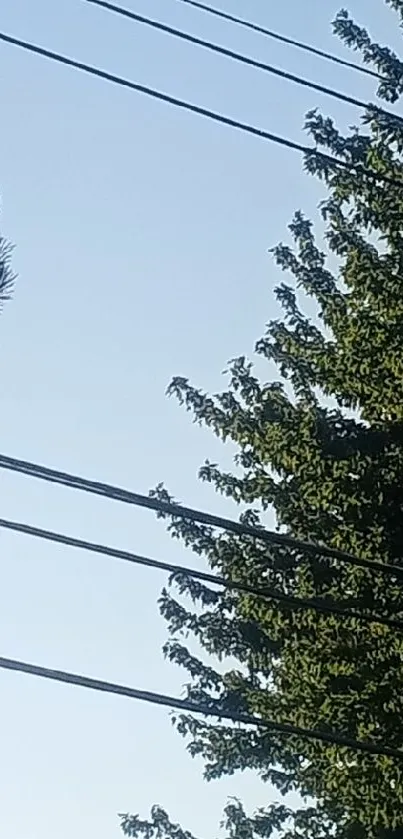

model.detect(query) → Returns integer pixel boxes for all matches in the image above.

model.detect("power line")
[86,0,398,122]
[173,0,382,83]
[1,654,402,759]
[1,453,402,581]
[1,15,399,773]
[0,30,403,191]
[3,516,403,630]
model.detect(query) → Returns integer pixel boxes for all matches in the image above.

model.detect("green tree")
[122,3,403,837]
[0,228,15,311]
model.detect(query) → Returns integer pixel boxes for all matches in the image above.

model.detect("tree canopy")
[122,3,403,837]
[0,228,15,312]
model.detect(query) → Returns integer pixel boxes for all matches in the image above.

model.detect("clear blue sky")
[0,1,400,837]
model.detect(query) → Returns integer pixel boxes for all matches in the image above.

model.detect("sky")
[0,1,401,837]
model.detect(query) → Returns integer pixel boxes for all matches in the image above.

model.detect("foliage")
[0,229,15,310]
[122,4,403,838]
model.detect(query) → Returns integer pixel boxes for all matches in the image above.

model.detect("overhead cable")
[1,655,402,759]
[86,0,399,122]
[0,31,403,190]
[2,516,403,630]
[1,453,402,580]
[173,0,382,82]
